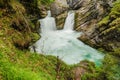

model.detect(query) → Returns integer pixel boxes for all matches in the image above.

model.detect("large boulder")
[50,0,69,16]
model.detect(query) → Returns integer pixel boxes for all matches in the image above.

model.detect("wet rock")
[50,0,69,17]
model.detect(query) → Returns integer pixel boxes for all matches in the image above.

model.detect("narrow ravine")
[30,10,104,66]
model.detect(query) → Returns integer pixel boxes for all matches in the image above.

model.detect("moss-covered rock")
[78,0,120,53]
[93,0,120,51]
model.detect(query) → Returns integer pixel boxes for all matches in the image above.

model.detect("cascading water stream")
[63,11,75,30]
[38,11,56,34]
[30,11,104,66]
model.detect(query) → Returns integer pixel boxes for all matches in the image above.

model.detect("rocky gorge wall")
[50,0,120,52]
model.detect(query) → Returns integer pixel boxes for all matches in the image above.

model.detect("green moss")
[0,10,3,17]
[97,0,120,50]
[110,18,120,26]
[98,0,120,27]
[30,32,40,43]
[118,27,120,31]
[101,26,116,35]
[81,54,120,80]
[0,43,65,80]
[0,0,10,8]
[0,28,71,80]
[110,1,120,18]
[98,16,109,27]
[80,60,103,80]
[0,49,73,80]
[102,54,120,80]
[112,48,120,57]
[0,63,46,80]
[40,0,55,5]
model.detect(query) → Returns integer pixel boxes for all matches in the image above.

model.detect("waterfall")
[47,10,51,17]
[63,11,75,30]
[30,11,104,66]
[39,10,56,34]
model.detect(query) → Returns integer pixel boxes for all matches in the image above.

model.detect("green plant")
[40,0,54,4]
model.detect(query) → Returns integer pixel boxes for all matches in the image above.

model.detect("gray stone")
[50,0,69,16]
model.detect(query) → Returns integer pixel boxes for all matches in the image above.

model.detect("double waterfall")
[30,11,104,65]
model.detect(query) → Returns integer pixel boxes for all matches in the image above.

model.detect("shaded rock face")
[73,0,115,32]
[67,0,115,10]
[66,0,83,9]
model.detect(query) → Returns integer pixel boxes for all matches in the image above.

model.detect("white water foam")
[30,10,104,65]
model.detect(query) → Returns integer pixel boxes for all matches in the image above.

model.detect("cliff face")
[90,1,120,51]
[79,0,120,52]
[51,0,115,30]
[51,0,120,52]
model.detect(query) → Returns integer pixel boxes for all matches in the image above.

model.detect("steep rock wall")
[50,0,119,52]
